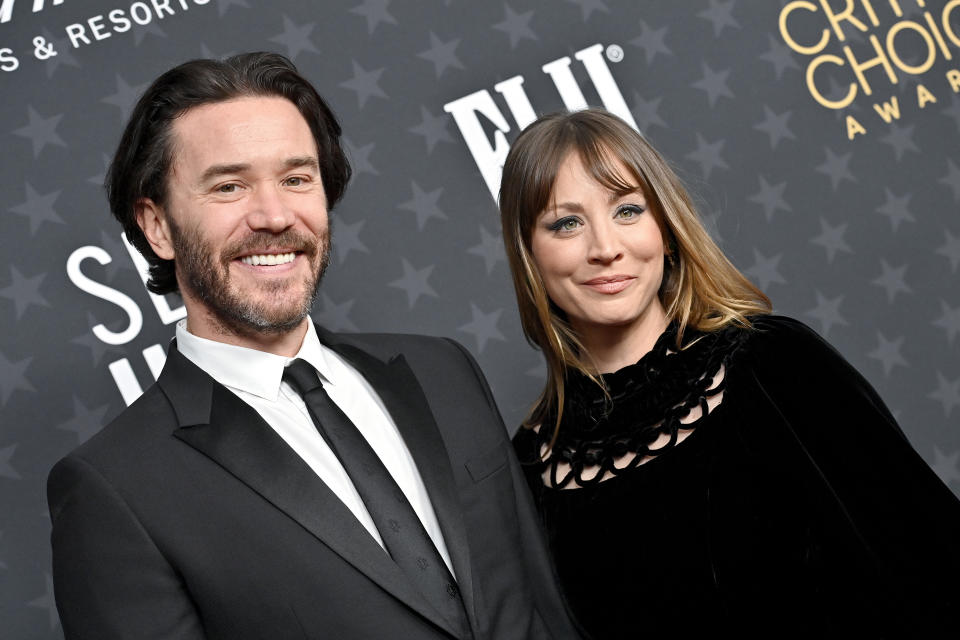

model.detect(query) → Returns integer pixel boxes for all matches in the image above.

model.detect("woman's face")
[530,151,667,338]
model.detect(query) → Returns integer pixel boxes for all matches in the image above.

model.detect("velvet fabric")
[514,316,960,638]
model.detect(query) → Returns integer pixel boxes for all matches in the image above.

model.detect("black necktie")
[282,359,471,636]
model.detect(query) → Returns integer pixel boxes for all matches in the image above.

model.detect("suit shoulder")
[333,331,470,362]
[56,382,175,469]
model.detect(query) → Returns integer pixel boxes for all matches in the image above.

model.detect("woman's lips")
[581,275,635,294]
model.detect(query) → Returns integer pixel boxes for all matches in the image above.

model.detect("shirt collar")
[175,318,334,401]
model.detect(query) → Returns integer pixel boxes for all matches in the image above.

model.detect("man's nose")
[247,184,295,232]
[587,221,624,265]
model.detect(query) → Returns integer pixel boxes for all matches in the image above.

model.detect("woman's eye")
[548,216,581,232]
[285,176,304,186]
[615,204,645,220]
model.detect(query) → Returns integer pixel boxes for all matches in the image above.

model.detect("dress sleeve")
[745,315,960,635]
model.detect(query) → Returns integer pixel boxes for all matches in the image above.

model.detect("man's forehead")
[168,96,318,175]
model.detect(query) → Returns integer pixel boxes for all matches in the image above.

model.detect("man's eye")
[285,176,306,186]
[217,184,238,193]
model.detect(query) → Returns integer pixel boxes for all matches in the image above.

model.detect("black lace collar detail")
[534,323,749,489]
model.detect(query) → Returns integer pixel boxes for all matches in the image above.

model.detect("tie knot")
[282,358,323,396]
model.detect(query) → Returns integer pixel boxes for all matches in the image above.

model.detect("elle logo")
[0,0,65,24]
[443,43,638,201]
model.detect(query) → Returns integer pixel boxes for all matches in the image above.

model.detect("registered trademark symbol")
[606,44,624,63]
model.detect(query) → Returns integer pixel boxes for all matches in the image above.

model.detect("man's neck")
[184,310,310,358]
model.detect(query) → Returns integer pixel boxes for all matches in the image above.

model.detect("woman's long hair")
[499,109,771,444]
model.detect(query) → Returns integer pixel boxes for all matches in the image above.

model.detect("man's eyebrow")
[199,163,250,183]
[284,156,320,170]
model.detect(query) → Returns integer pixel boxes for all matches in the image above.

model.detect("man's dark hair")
[106,52,352,295]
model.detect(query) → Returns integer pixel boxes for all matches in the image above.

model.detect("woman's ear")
[135,199,175,260]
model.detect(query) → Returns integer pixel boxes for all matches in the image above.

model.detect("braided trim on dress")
[535,324,748,489]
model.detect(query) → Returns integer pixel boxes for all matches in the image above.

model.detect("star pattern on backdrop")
[408,106,455,155]
[467,226,505,274]
[744,249,785,291]
[418,32,465,79]
[342,137,380,176]
[931,447,960,488]
[98,230,137,282]
[815,148,857,191]
[87,153,112,187]
[27,573,58,631]
[936,230,960,272]
[313,293,357,332]
[70,320,124,368]
[9,183,64,235]
[940,159,960,201]
[630,91,667,132]
[132,21,166,47]
[493,4,538,49]
[331,218,369,265]
[748,176,791,221]
[4,6,960,636]
[630,19,671,65]
[686,134,729,180]
[101,74,148,123]
[805,291,848,337]
[758,34,799,80]
[12,106,66,158]
[868,333,908,377]
[56,396,111,444]
[340,61,388,109]
[876,188,915,232]
[0,445,21,480]
[40,27,80,78]
[933,300,960,345]
[753,106,795,149]
[871,261,911,303]
[697,0,740,37]
[398,181,447,229]
[389,259,438,309]
[691,63,733,108]
[942,94,960,134]
[217,0,251,17]
[350,0,396,34]
[565,0,610,21]
[269,15,320,60]
[0,266,50,320]
[458,303,506,353]
[928,373,960,418]
[810,218,852,263]
[879,123,920,162]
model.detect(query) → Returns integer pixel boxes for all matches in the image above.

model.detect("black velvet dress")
[514,316,960,639]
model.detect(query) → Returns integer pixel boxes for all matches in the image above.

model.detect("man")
[48,52,577,639]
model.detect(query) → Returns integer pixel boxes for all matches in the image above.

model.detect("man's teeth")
[240,252,296,266]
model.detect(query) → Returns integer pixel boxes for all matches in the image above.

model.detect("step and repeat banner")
[2,0,959,636]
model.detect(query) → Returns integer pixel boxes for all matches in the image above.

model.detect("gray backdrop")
[2,1,959,636]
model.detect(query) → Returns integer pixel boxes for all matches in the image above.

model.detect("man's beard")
[169,220,330,337]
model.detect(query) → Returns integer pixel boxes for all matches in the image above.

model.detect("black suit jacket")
[48,327,577,639]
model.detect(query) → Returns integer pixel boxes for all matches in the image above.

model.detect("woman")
[499,109,960,638]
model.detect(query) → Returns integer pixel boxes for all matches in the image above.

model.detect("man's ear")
[136,198,175,260]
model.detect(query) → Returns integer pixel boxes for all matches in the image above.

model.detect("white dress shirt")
[175,319,455,574]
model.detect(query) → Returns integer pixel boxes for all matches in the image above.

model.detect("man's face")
[158,96,330,338]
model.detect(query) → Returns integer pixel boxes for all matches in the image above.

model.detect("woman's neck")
[575,307,670,374]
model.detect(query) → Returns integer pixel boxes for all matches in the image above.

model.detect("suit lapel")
[158,344,461,637]
[324,335,478,631]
